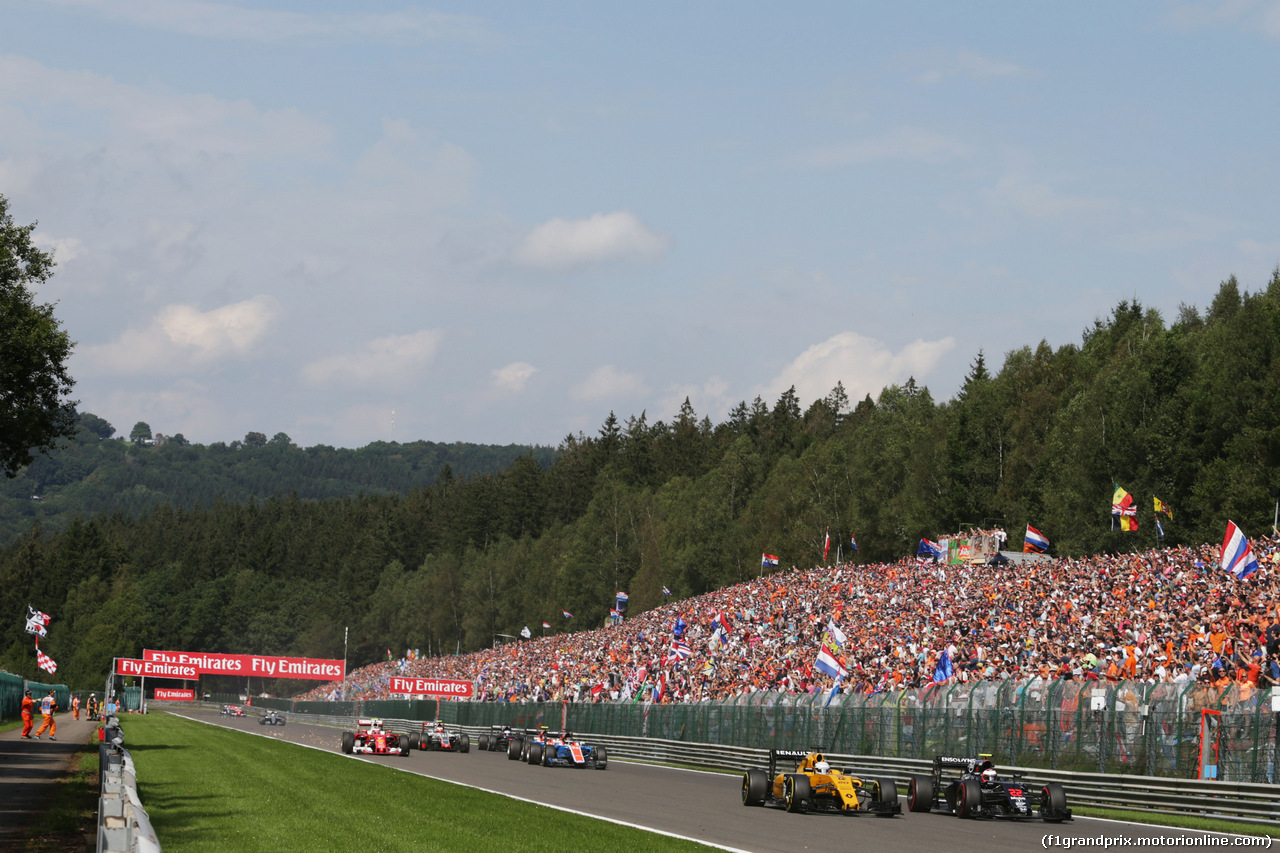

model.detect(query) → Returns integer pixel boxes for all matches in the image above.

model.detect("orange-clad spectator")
[20,690,35,738]
[1209,624,1227,654]
[34,690,57,740]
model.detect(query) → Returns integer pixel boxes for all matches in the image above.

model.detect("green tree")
[130,422,153,445]
[0,195,77,477]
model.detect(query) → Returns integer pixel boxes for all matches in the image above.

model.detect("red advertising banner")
[154,688,195,701]
[116,658,200,679]
[143,650,344,681]
[389,676,473,698]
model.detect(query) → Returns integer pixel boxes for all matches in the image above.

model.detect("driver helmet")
[981,768,999,783]
[815,760,831,774]
[372,718,383,728]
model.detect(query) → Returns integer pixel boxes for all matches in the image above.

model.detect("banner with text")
[143,650,344,681]
[389,676,473,698]
[154,688,195,701]
[116,658,200,679]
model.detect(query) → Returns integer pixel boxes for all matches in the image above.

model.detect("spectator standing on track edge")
[33,689,57,740]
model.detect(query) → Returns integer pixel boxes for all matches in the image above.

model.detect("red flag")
[823,529,831,562]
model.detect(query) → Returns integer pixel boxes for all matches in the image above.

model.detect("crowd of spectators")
[297,536,1280,705]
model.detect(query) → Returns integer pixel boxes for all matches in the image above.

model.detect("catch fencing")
[432,678,1280,783]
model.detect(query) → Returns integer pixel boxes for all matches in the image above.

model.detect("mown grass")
[126,713,712,853]
[1071,806,1280,838]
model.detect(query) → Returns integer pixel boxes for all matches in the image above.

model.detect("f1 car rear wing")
[932,755,998,778]
[767,748,814,778]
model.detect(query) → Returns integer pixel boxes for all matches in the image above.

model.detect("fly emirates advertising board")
[142,650,345,680]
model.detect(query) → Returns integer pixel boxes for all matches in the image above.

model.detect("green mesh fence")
[331,679,1280,782]
[0,671,24,720]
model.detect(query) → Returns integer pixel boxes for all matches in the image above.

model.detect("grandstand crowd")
[298,537,1280,705]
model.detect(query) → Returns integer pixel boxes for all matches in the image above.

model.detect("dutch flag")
[1221,521,1259,580]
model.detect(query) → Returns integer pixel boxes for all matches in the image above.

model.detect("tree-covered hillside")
[4,274,1280,691]
[0,429,558,542]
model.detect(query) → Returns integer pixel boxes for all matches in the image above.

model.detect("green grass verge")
[127,713,713,853]
[1070,806,1280,838]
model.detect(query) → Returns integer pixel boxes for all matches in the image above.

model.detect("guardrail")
[96,715,162,853]
[168,703,1280,827]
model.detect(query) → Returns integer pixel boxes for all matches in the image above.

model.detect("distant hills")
[0,423,557,543]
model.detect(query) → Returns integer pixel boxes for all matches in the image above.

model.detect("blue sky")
[3,1,1278,448]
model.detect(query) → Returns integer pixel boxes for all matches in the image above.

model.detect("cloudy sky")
[3,2,1278,449]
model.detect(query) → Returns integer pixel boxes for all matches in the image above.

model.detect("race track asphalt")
[176,708,1256,853]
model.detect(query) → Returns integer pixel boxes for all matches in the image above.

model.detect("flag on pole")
[24,606,51,637]
[615,591,629,612]
[673,616,687,637]
[1221,521,1259,580]
[520,626,532,638]
[761,553,779,569]
[823,529,831,562]
[814,620,848,679]
[562,610,573,619]
[1023,525,1049,553]
[849,533,858,554]
[542,622,551,629]
[1112,484,1138,531]
[37,648,57,674]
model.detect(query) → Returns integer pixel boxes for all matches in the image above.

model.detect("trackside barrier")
[97,715,161,853]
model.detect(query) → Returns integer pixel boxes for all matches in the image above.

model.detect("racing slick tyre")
[508,739,522,760]
[410,733,420,750]
[478,734,489,751]
[527,743,543,765]
[276,718,285,726]
[460,734,470,753]
[956,779,981,819]
[489,736,500,752]
[907,776,934,813]
[1040,783,1067,822]
[399,735,411,755]
[874,777,900,815]
[341,732,354,754]
[783,774,810,813]
[594,745,607,769]
[741,769,768,806]
[259,716,267,725]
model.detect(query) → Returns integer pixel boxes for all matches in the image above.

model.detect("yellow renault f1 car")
[741,749,901,816]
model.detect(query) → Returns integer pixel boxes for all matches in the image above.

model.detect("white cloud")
[33,232,84,265]
[794,128,971,169]
[78,296,277,375]
[514,211,670,271]
[1166,0,1280,39]
[300,330,443,388]
[571,365,648,402]
[915,49,1027,85]
[40,0,495,44]
[762,333,956,408]
[492,361,538,392]
[980,174,1115,220]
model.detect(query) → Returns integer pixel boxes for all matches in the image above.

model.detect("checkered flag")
[37,648,57,674]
